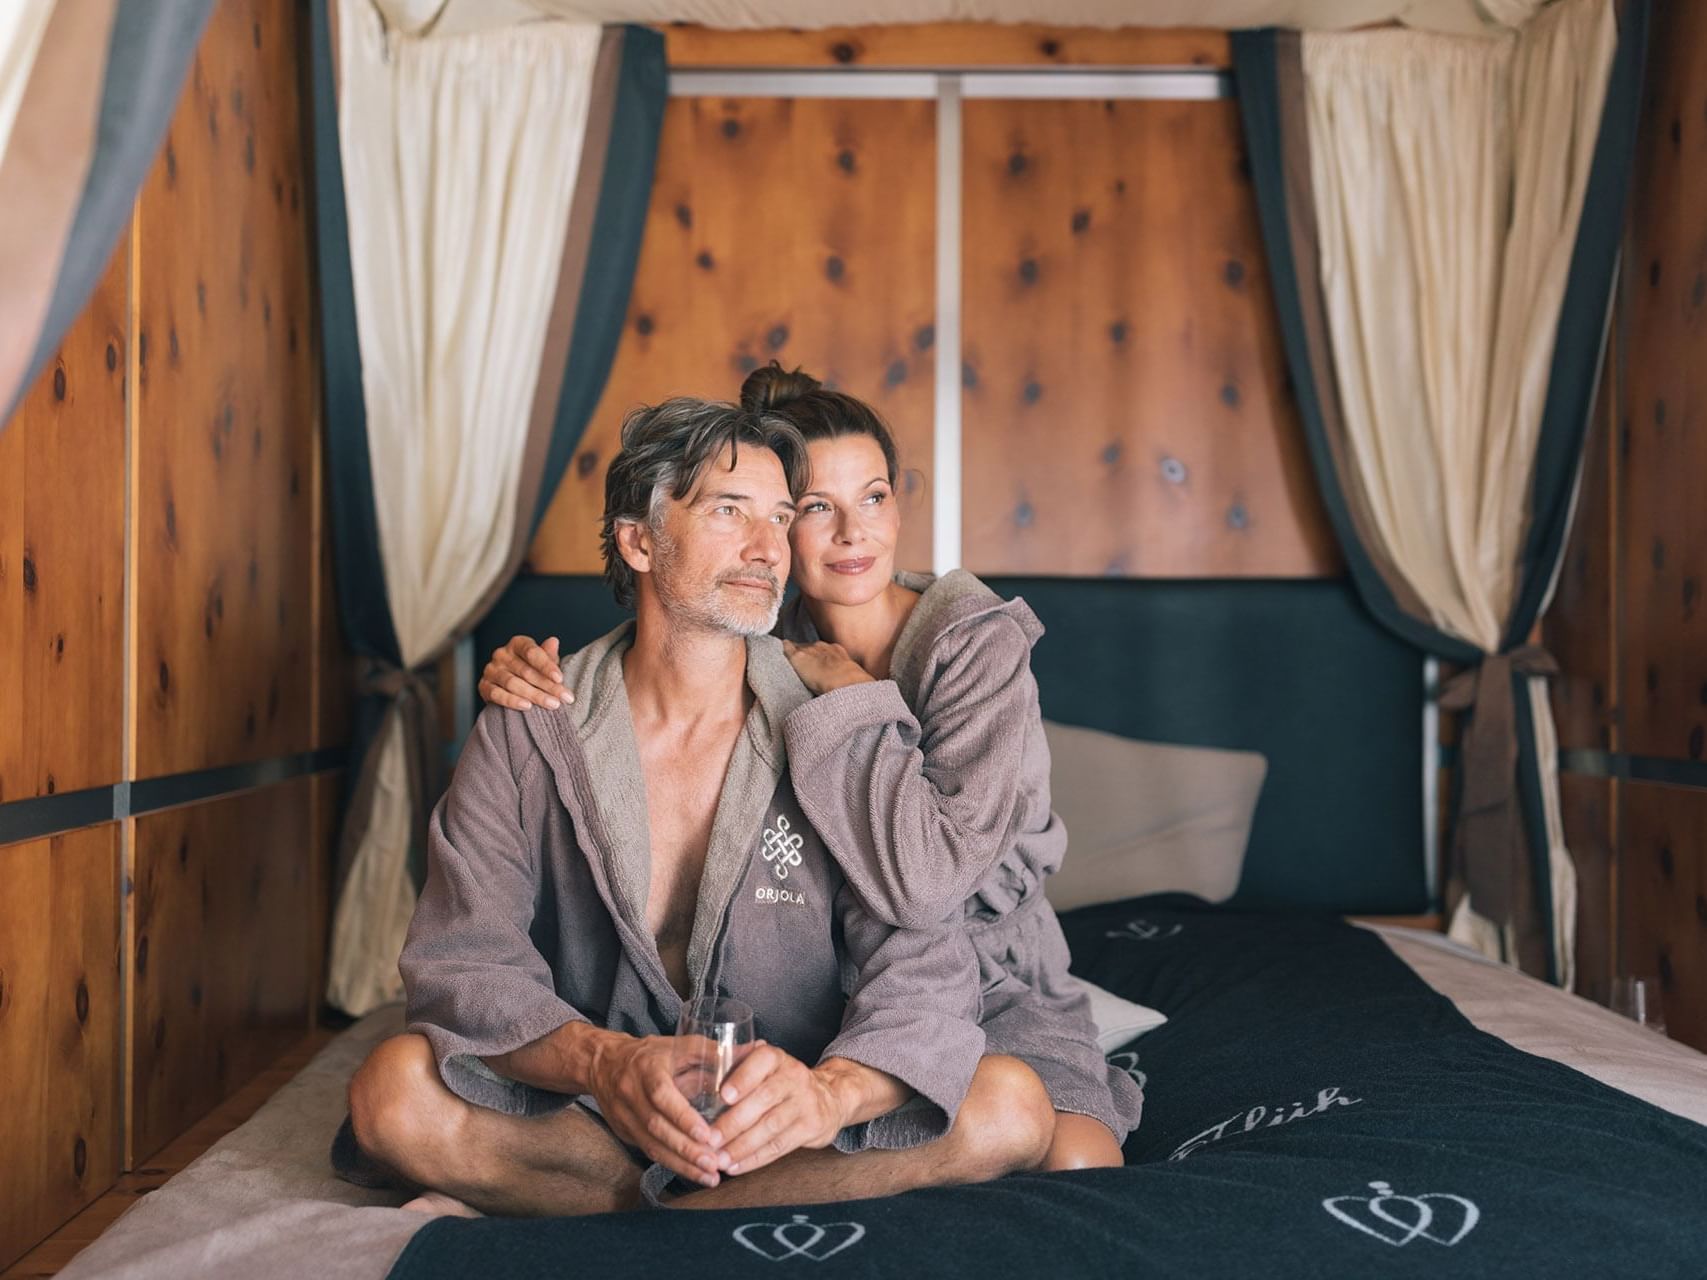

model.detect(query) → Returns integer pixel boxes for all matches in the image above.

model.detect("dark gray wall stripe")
[6,0,215,425]
[1560,749,1707,790]
[0,748,347,846]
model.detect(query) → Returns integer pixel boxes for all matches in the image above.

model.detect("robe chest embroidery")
[760,813,805,880]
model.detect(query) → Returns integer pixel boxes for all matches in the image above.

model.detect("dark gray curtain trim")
[4,0,214,426]
[1229,29,1479,666]
[1511,673,1558,985]
[308,0,401,666]
[0,748,347,846]
[1503,0,1650,647]
[528,25,668,536]
[1560,749,1707,789]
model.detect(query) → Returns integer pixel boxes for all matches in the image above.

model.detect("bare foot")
[401,1191,484,1218]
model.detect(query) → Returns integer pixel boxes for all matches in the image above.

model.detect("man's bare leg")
[349,1034,644,1217]
[1041,1113,1124,1172]
[670,1055,1055,1211]
[400,1191,485,1218]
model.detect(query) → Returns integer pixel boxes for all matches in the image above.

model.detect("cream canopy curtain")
[0,3,54,166]
[374,0,1546,39]
[323,7,602,1016]
[1,0,213,427]
[1298,0,1617,983]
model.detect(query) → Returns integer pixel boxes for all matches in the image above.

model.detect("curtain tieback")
[347,657,445,886]
[1437,645,1558,925]
[354,657,437,704]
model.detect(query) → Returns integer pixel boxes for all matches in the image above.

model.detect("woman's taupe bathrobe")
[779,570,1145,1141]
[399,624,988,1154]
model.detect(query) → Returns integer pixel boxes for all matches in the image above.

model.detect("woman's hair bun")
[740,360,821,412]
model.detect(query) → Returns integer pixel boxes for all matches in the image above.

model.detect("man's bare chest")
[634,725,741,981]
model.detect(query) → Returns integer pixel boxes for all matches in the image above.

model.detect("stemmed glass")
[674,996,754,1122]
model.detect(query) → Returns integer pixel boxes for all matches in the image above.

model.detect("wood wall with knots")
[1546,0,1707,1053]
[527,29,1338,579]
[0,0,347,1268]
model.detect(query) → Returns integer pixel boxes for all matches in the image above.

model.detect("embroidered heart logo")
[733,1213,867,1262]
[1323,1181,1480,1248]
[1104,919,1182,942]
[1106,1050,1148,1089]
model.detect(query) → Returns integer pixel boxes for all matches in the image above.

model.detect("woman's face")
[789,434,900,608]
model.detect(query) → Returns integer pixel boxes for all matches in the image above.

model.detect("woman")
[481,365,1141,1169]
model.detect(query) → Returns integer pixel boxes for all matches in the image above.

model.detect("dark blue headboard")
[476,574,1429,915]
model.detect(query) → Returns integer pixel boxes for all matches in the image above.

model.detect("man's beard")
[651,528,783,638]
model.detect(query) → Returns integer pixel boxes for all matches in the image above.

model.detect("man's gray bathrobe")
[779,570,1145,1141]
[401,624,986,1154]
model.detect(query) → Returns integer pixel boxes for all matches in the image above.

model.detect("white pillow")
[1043,720,1267,913]
[1072,975,1167,1052]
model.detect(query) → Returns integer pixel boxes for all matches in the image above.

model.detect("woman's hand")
[478,635,573,711]
[782,640,876,696]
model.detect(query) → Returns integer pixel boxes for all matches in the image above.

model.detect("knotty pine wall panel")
[530,96,938,574]
[662,23,1229,68]
[0,825,122,1273]
[0,243,128,803]
[1561,774,1616,1007]
[1545,346,1616,997]
[131,780,311,1161]
[1546,349,1617,756]
[960,98,1338,578]
[1619,0,1707,768]
[1618,783,1707,1053]
[132,0,318,779]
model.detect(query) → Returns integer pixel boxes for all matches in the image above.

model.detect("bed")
[55,576,1707,1277]
[53,900,1707,1279]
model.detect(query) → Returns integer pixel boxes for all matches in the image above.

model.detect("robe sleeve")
[783,614,1035,928]
[400,706,588,1116]
[820,886,986,1153]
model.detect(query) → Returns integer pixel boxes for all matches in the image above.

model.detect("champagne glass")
[1609,976,1667,1035]
[673,997,754,1122]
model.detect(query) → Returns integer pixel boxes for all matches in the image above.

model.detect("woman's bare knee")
[349,1033,461,1172]
[1041,1113,1123,1172]
[952,1055,1055,1177]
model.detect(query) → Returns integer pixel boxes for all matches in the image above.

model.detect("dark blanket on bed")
[387,897,1707,1278]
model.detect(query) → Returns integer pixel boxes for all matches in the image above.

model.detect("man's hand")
[782,640,876,696]
[479,635,572,711]
[587,1034,727,1188]
[707,1042,850,1175]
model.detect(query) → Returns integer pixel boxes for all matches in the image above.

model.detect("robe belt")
[1438,644,1558,926]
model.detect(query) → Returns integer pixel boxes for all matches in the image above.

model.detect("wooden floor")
[3,1029,337,1280]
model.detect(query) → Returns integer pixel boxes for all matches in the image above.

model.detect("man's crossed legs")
[348,1034,1054,1217]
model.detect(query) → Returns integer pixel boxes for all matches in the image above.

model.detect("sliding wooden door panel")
[1560,774,1616,1006]
[1618,0,1707,765]
[131,780,311,1161]
[0,825,122,1272]
[961,98,1336,578]
[529,96,938,576]
[1618,782,1707,1053]
[132,0,318,779]
[0,244,128,803]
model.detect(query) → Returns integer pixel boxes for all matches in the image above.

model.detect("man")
[343,398,1052,1215]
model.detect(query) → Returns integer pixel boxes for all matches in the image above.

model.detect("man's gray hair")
[600,397,809,609]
